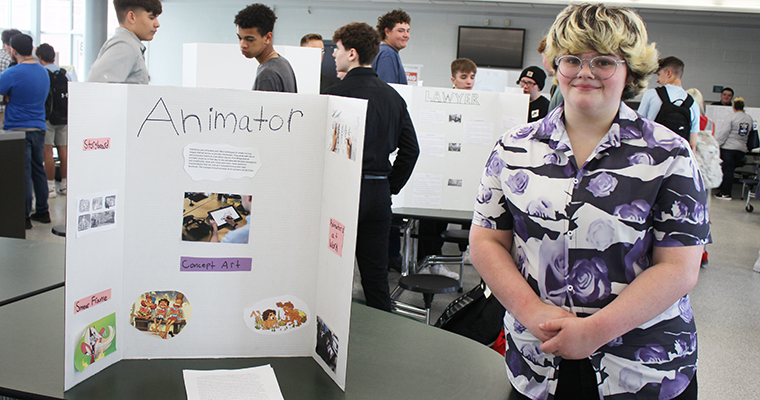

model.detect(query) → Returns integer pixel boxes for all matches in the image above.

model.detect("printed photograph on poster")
[448,142,462,152]
[328,123,357,161]
[243,296,310,334]
[128,291,192,340]
[75,313,116,372]
[316,316,339,372]
[183,143,261,182]
[448,114,462,123]
[448,178,463,187]
[328,109,363,162]
[75,190,117,238]
[182,192,252,244]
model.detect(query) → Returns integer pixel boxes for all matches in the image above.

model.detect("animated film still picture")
[129,291,193,339]
[182,192,252,244]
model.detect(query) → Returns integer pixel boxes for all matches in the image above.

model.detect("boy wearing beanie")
[517,65,549,122]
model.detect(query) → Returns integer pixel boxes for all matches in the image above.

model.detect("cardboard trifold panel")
[390,84,529,211]
[64,83,367,391]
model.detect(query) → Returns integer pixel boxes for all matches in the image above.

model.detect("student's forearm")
[469,226,573,339]
[585,245,701,345]
[539,245,702,359]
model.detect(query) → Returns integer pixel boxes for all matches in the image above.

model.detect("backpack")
[654,86,693,141]
[694,128,722,189]
[45,68,68,125]
[434,280,505,345]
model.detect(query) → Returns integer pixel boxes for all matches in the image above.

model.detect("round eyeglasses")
[555,55,626,80]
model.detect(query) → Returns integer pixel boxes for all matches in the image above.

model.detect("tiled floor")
[29,180,760,398]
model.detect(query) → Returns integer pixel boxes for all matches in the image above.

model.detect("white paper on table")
[463,121,494,146]
[418,132,446,157]
[183,365,284,400]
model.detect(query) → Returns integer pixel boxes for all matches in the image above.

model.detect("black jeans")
[355,179,392,311]
[718,148,745,196]
[510,358,697,400]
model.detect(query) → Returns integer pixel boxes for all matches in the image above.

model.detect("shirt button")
[573,178,579,185]
[567,285,574,292]
[567,231,574,238]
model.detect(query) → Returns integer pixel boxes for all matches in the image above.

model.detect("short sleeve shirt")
[472,103,710,399]
[254,56,297,93]
[371,44,407,85]
[87,27,149,84]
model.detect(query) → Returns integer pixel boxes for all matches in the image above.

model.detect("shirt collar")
[345,67,377,79]
[534,101,645,153]
[380,43,399,53]
[115,26,146,54]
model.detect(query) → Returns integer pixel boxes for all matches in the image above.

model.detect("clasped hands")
[524,302,608,360]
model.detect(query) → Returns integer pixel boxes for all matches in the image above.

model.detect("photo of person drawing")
[469,4,710,399]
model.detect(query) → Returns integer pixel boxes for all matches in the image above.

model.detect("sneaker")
[417,266,432,275]
[463,246,472,265]
[25,217,32,229]
[701,251,708,267]
[714,193,732,200]
[30,211,51,223]
[56,181,67,195]
[48,181,57,199]
[429,265,460,280]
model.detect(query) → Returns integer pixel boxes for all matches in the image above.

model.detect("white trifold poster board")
[392,84,529,211]
[706,105,760,132]
[64,83,367,391]
[182,43,321,94]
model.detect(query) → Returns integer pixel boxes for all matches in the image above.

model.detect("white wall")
[146,1,760,105]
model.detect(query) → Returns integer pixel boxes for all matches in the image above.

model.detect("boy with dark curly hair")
[324,23,419,312]
[234,3,297,93]
[87,0,162,84]
[371,9,410,84]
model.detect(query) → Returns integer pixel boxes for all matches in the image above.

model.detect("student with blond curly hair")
[469,4,708,399]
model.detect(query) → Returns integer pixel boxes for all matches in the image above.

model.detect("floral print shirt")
[472,103,711,400]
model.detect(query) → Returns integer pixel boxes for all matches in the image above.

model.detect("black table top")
[0,288,513,400]
[0,237,65,307]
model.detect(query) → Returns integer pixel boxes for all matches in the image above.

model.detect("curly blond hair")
[544,3,659,100]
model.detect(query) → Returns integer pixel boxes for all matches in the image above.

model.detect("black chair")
[391,229,470,324]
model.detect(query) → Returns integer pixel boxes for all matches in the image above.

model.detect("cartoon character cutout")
[129,291,191,340]
[244,297,310,334]
[163,293,185,339]
[251,309,279,331]
[277,301,307,327]
[153,298,170,337]
[135,295,156,319]
[75,313,116,372]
